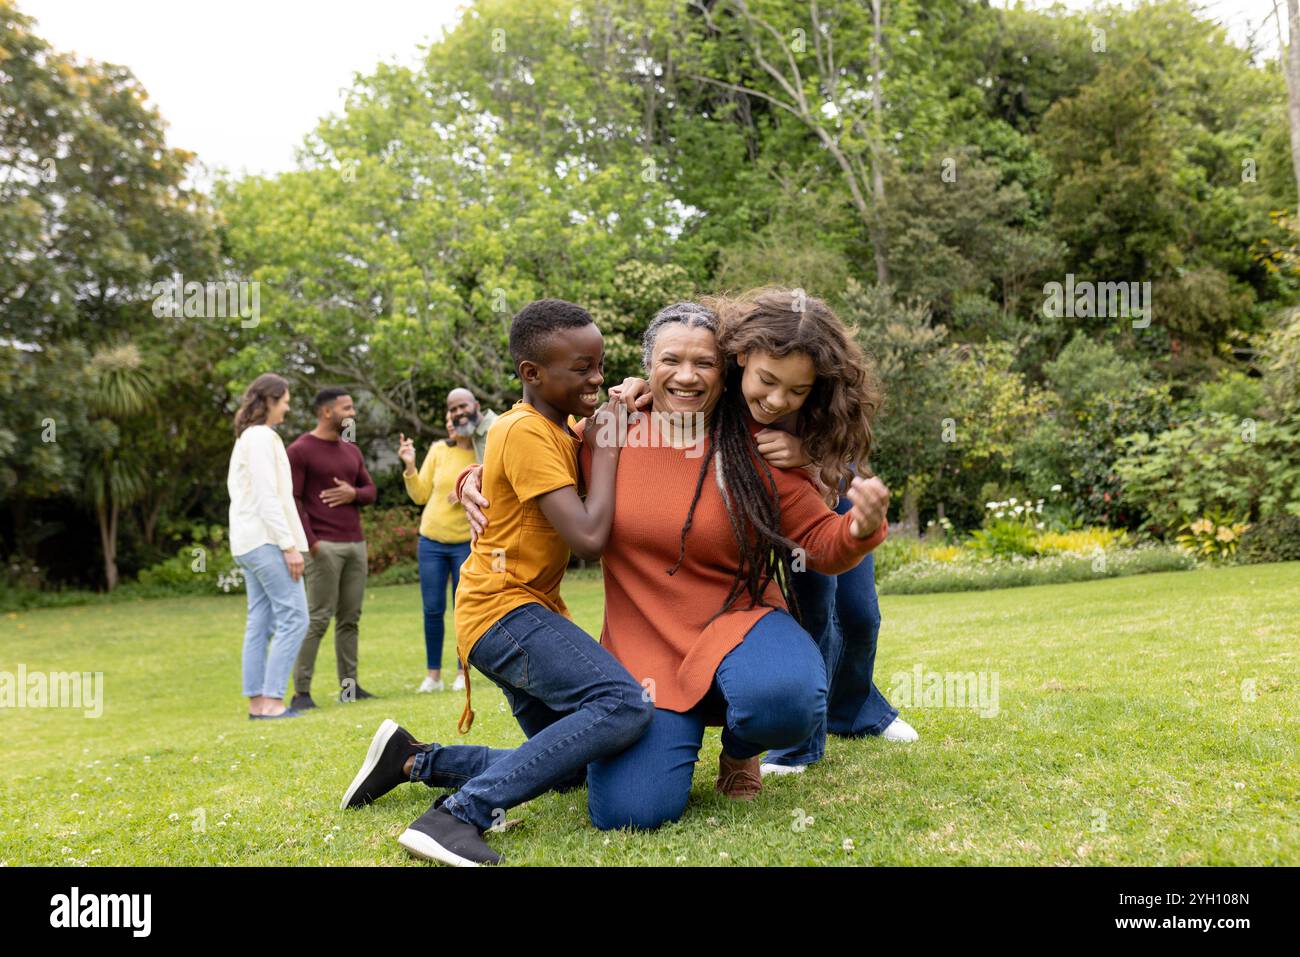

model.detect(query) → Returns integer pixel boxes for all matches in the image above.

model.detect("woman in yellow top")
[398,389,494,693]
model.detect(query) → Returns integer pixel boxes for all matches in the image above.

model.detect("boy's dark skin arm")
[519,322,620,561]
[535,410,619,560]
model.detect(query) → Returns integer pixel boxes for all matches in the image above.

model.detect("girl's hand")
[607,377,653,416]
[398,432,416,471]
[755,429,811,469]
[846,476,890,540]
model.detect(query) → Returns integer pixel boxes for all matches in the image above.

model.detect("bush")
[368,560,420,587]
[362,506,422,575]
[1114,410,1300,535]
[877,545,1195,595]
[137,525,244,595]
[968,519,1039,559]
[870,535,933,580]
[1238,515,1300,564]
[1035,527,1128,554]
[1174,511,1250,562]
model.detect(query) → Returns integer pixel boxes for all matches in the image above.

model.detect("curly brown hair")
[706,287,883,497]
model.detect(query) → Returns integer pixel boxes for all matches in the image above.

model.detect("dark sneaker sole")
[340,718,401,810]
[397,826,484,868]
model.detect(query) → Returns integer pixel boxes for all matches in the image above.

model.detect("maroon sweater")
[287,432,377,547]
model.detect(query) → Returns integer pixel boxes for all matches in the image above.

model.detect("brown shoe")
[716,752,762,800]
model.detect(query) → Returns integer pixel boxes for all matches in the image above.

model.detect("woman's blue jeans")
[234,543,309,699]
[418,535,470,671]
[763,494,898,768]
[586,609,827,831]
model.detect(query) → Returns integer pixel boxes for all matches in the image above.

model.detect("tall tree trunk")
[900,484,920,537]
[1284,1,1300,207]
[869,0,891,286]
[97,498,119,591]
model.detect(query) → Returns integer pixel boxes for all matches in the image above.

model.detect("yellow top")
[404,441,478,543]
[452,402,579,669]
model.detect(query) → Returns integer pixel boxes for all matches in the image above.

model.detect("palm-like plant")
[84,342,155,590]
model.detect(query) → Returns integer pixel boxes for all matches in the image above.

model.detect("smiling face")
[522,323,605,419]
[648,324,724,419]
[267,389,290,426]
[447,389,479,433]
[322,394,355,430]
[737,349,816,425]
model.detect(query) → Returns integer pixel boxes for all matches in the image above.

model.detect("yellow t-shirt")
[453,402,580,663]
[404,441,478,543]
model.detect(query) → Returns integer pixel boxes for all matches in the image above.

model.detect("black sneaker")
[398,803,501,867]
[290,693,317,711]
[339,718,420,810]
[338,684,378,703]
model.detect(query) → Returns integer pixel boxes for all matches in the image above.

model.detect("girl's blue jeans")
[763,494,898,768]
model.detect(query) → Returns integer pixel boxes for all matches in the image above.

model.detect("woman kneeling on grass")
[458,300,889,829]
[614,288,917,780]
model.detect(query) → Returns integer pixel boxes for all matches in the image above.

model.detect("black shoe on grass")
[338,684,378,703]
[340,718,421,810]
[398,803,501,867]
[290,693,317,711]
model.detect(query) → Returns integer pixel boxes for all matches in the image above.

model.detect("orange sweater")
[579,414,886,713]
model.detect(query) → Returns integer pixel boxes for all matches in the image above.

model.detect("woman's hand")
[755,429,811,469]
[397,432,416,473]
[607,377,653,417]
[283,546,305,581]
[460,466,489,543]
[845,476,890,540]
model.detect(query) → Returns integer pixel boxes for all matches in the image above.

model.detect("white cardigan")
[227,424,308,556]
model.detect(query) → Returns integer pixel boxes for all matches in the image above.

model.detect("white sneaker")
[416,677,444,693]
[759,763,807,777]
[880,716,919,742]
[452,673,466,692]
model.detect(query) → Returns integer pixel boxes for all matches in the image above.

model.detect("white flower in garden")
[1050,484,1062,492]
[1009,497,1017,505]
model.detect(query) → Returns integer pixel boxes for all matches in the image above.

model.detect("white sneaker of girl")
[759,763,807,777]
[880,716,919,742]
[416,676,444,693]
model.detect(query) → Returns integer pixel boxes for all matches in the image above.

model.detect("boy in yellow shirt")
[340,299,651,866]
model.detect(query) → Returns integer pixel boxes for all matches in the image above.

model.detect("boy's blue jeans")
[408,603,653,831]
[417,535,470,671]
[586,609,827,831]
[763,495,897,768]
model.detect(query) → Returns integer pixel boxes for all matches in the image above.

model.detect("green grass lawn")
[1,563,1297,866]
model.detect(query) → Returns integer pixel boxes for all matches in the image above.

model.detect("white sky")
[15,0,1288,181]
[18,0,466,180]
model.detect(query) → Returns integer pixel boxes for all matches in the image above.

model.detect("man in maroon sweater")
[287,387,378,709]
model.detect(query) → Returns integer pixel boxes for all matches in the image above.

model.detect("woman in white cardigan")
[228,373,310,719]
